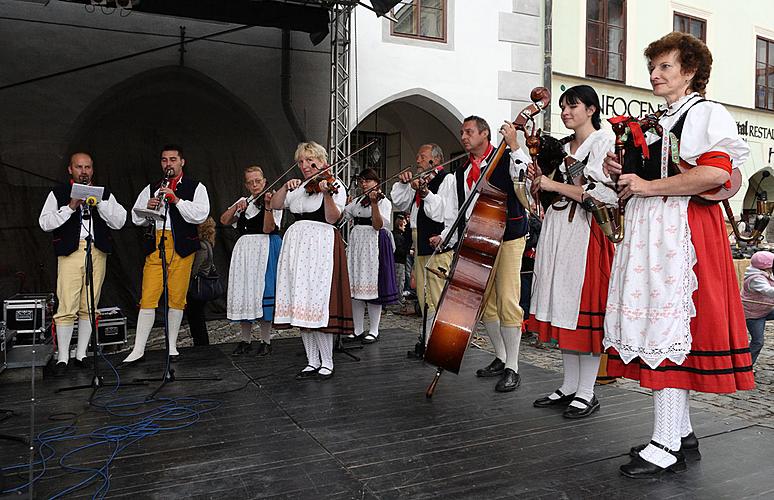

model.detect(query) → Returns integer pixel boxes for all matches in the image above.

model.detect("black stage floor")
[1,328,773,499]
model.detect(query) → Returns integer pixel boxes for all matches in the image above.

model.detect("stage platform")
[1,327,772,499]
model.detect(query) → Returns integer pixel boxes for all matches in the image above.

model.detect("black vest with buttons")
[416,171,448,256]
[142,176,202,257]
[51,183,113,256]
[236,200,279,236]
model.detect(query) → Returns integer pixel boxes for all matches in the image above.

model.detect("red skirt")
[607,202,755,393]
[529,221,614,354]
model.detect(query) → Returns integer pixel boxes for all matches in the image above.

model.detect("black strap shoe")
[620,441,687,478]
[476,357,505,378]
[52,361,68,377]
[563,395,600,419]
[494,368,520,392]
[295,365,319,381]
[629,432,701,461]
[533,389,576,408]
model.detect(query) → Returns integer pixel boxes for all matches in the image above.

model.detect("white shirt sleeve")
[132,185,153,227]
[680,102,750,167]
[508,148,532,180]
[583,130,618,206]
[377,197,393,230]
[95,193,127,230]
[332,185,347,211]
[39,191,75,232]
[175,182,210,224]
[272,209,283,228]
[438,174,459,245]
[390,181,414,212]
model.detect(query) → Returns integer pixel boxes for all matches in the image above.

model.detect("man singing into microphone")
[122,144,210,365]
[39,152,127,376]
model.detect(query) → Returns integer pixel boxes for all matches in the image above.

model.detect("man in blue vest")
[39,152,127,376]
[122,144,210,365]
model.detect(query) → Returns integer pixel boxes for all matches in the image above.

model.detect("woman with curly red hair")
[603,32,754,478]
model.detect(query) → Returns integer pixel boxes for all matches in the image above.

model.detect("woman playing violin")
[528,85,616,419]
[220,166,283,357]
[342,168,399,344]
[270,141,353,381]
[602,32,753,478]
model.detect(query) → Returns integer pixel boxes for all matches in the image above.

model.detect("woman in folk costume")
[342,168,399,344]
[528,84,616,419]
[603,32,754,478]
[270,142,354,381]
[220,166,283,357]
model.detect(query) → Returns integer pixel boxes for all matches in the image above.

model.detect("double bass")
[424,88,551,398]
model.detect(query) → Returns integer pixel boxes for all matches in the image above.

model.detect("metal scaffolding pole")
[328,3,353,184]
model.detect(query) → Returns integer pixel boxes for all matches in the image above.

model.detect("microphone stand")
[58,202,146,400]
[134,197,221,400]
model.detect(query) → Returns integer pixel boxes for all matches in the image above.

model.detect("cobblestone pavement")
[127,304,774,427]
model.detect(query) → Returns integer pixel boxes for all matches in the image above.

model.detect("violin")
[359,189,385,207]
[304,164,339,195]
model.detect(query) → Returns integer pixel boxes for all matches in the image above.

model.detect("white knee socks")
[167,308,184,356]
[484,321,506,362]
[316,332,334,374]
[75,318,92,361]
[56,324,74,364]
[501,326,521,372]
[300,330,320,370]
[367,303,382,337]
[123,308,155,362]
[557,352,580,398]
[352,299,366,336]
[640,388,689,468]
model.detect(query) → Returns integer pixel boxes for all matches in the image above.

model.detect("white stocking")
[167,308,184,356]
[239,322,252,342]
[423,311,435,347]
[316,332,334,374]
[75,318,92,361]
[569,354,601,409]
[123,309,155,362]
[680,392,693,438]
[367,303,382,337]
[640,388,688,468]
[484,321,506,362]
[352,299,366,336]
[259,321,272,344]
[300,330,319,370]
[501,326,521,372]
[56,324,74,364]
[556,351,580,398]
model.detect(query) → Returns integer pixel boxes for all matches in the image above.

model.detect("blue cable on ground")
[0,350,222,499]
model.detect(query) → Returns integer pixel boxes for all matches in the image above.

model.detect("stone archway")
[65,66,281,317]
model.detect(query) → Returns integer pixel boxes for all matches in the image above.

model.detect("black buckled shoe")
[231,341,252,356]
[295,366,319,381]
[476,358,505,378]
[563,395,600,419]
[170,354,181,363]
[533,389,576,408]
[343,333,364,344]
[620,442,687,478]
[118,356,144,369]
[495,368,521,392]
[73,357,93,370]
[317,367,334,380]
[630,432,701,461]
[255,342,273,356]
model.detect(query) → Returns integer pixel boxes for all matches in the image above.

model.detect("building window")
[757,36,774,111]
[391,0,446,42]
[586,0,626,82]
[673,12,706,42]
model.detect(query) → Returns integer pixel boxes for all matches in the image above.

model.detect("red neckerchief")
[161,172,183,202]
[466,143,494,189]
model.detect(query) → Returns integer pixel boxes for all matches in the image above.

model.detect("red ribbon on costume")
[697,151,732,188]
[467,143,494,189]
[628,121,649,159]
[162,173,182,202]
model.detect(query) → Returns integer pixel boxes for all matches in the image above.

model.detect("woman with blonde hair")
[220,165,283,356]
[270,141,354,380]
